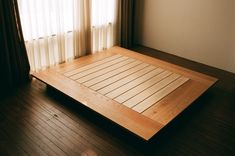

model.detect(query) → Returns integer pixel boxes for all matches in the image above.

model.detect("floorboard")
[0,45,234,155]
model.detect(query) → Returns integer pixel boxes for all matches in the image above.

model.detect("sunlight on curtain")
[17,0,119,71]
[91,0,120,52]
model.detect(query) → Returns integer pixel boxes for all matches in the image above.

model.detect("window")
[91,0,116,27]
[17,0,119,71]
[18,0,117,41]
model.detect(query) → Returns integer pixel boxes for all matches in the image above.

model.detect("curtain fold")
[73,0,91,56]
[18,0,90,71]
[121,0,135,48]
[91,0,120,52]
[17,0,120,71]
[0,0,30,94]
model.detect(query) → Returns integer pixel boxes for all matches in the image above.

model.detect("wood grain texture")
[33,70,163,141]
[91,64,155,91]
[32,46,217,141]
[64,53,189,116]
[120,73,180,107]
[133,77,189,113]
[114,70,170,101]
[80,60,142,85]
[64,54,122,77]
[107,68,166,100]
[97,66,156,94]
[70,56,130,80]
[111,47,217,85]
[2,45,235,155]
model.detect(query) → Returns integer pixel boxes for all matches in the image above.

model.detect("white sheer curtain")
[91,0,120,52]
[17,0,119,71]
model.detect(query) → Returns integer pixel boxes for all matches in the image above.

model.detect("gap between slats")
[70,56,130,80]
[76,59,140,83]
[122,73,180,108]
[93,65,156,92]
[133,77,189,113]
[64,54,190,115]
[64,54,122,77]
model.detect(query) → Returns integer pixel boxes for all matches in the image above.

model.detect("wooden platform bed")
[32,46,217,141]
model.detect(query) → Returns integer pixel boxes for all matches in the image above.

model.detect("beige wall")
[135,0,235,73]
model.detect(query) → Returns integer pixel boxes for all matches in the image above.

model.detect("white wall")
[135,0,235,73]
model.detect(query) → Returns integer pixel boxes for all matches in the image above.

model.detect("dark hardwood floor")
[0,45,235,155]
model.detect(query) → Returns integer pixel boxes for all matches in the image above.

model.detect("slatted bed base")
[32,46,217,141]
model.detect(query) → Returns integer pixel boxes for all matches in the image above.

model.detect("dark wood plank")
[16,90,103,156]
[0,129,28,156]
[0,95,69,156]
[28,80,138,156]
[0,45,234,155]
[32,69,163,141]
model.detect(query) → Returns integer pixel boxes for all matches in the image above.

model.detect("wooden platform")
[32,46,217,141]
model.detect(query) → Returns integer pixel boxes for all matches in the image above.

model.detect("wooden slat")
[97,66,157,94]
[114,70,172,103]
[55,51,115,74]
[133,77,189,113]
[122,73,180,108]
[83,62,149,87]
[32,70,163,141]
[64,54,122,77]
[92,65,156,91]
[32,46,217,141]
[70,56,130,80]
[110,47,217,85]
[105,68,165,99]
[142,80,206,125]
[77,59,140,84]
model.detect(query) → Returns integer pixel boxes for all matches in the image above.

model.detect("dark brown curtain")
[121,0,135,48]
[0,0,30,95]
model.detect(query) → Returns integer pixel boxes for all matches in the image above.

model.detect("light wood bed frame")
[32,47,217,141]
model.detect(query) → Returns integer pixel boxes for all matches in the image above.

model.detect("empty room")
[0,0,234,155]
